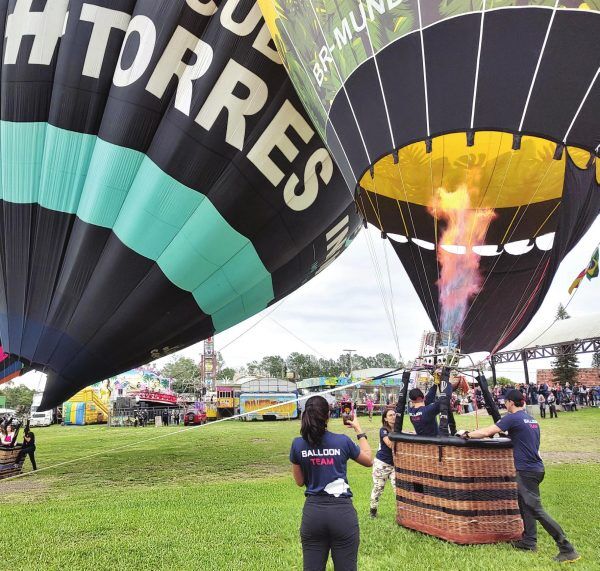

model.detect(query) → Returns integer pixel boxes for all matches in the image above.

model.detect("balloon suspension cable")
[0,372,396,485]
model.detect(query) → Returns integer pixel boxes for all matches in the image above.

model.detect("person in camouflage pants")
[369,409,396,517]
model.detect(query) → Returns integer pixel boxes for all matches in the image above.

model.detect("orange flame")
[429,185,495,342]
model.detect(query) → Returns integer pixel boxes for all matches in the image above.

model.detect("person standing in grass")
[18,430,37,470]
[547,392,558,419]
[458,389,579,564]
[290,395,373,571]
[537,393,546,419]
[366,397,374,422]
[369,408,396,519]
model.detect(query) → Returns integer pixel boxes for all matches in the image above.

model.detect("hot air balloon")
[0,0,361,409]
[259,0,600,353]
[259,0,600,545]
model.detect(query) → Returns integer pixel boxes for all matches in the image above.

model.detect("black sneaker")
[510,540,537,551]
[553,551,581,564]
[369,508,377,519]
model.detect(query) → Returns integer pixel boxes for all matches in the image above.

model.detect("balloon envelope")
[0,0,360,409]
[259,0,600,352]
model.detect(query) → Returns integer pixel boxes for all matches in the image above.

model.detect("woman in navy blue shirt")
[369,408,396,518]
[290,395,373,571]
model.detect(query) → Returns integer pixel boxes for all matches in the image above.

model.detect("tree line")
[161,351,403,393]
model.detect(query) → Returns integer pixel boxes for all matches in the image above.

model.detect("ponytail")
[301,396,329,446]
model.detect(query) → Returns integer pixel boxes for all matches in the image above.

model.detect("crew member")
[290,395,372,571]
[369,408,396,518]
[407,385,441,436]
[18,430,37,470]
[458,389,579,563]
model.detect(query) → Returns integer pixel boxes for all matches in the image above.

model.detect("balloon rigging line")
[267,317,327,359]
[416,0,431,136]
[217,299,286,353]
[361,224,400,352]
[518,0,560,132]
[308,0,372,165]
[459,144,518,329]
[459,155,558,337]
[382,235,403,362]
[491,255,552,354]
[360,207,404,355]
[562,64,600,143]
[369,168,402,343]
[358,0,396,149]
[0,376,372,484]
[470,0,487,130]
[507,238,600,352]
[392,157,442,331]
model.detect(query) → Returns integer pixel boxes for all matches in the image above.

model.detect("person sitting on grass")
[458,389,579,564]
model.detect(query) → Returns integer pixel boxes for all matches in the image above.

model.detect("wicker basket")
[390,433,523,544]
[0,445,25,480]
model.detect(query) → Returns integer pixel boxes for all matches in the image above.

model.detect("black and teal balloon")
[0,0,360,408]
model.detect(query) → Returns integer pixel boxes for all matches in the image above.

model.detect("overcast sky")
[18,215,599,392]
[172,216,599,383]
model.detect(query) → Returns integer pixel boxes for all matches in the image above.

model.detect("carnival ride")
[63,388,109,426]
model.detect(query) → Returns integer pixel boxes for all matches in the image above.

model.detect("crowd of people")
[492,382,599,416]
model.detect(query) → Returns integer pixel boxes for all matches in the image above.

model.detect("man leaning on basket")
[457,389,579,564]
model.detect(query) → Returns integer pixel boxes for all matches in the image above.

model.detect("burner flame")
[429,185,495,342]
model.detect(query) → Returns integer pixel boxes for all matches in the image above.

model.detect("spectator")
[537,393,546,419]
[1,424,15,445]
[547,393,558,419]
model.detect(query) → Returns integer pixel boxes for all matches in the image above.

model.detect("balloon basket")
[390,433,523,544]
[0,445,25,480]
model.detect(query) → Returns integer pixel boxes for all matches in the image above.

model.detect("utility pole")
[343,349,356,377]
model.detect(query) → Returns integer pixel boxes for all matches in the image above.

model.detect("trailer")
[239,378,298,420]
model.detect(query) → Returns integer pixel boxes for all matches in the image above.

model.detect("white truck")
[29,392,53,427]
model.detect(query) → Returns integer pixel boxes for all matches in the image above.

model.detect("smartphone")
[341,405,353,426]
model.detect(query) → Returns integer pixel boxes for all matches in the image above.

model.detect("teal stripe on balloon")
[0,121,274,331]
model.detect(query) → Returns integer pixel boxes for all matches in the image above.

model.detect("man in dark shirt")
[459,389,579,563]
[407,385,440,437]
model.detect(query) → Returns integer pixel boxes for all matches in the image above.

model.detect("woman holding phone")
[290,395,373,571]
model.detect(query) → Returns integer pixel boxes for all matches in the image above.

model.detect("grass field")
[1,408,599,570]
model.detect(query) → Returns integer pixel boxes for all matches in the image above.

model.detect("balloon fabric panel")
[0,0,360,409]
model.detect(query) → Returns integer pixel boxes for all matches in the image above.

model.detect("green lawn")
[1,408,598,570]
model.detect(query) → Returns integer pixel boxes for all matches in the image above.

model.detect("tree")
[592,351,600,369]
[260,355,286,378]
[217,367,236,381]
[495,376,514,387]
[551,304,579,386]
[0,383,35,412]
[160,357,200,393]
[286,353,320,380]
[556,303,570,320]
[551,345,579,387]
